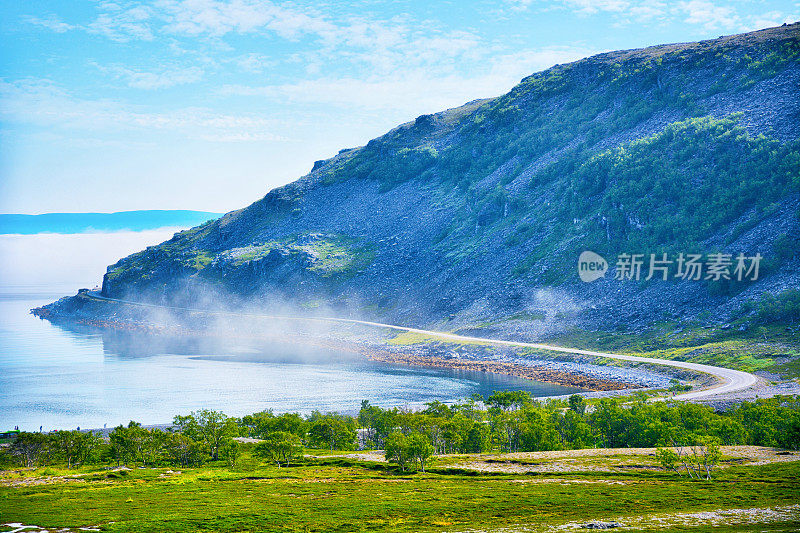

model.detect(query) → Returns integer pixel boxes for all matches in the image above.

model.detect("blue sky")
[1,1,797,214]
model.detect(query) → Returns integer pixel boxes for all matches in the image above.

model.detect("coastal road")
[322,320,759,401]
[81,291,758,401]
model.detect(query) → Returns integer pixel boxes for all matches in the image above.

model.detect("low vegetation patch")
[1,449,798,532]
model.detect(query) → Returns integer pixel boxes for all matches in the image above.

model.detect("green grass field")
[2,448,798,532]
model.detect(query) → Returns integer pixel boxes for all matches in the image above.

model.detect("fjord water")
[0,231,580,432]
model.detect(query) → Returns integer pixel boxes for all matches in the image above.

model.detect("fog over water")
[0,230,581,431]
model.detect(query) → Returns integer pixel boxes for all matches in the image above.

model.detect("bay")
[0,232,581,432]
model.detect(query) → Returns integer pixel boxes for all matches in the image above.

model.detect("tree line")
[4,393,799,471]
[359,392,799,458]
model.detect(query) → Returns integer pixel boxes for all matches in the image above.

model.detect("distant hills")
[43,24,800,337]
[0,211,221,235]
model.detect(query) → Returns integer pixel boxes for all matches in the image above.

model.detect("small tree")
[51,431,80,468]
[9,432,50,467]
[686,439,722,480]
[78,432,102,466]
[255,432,303,467]
[568,394,587,415]
[51,430,101,468]
[486,391,531,411]
[655,447,681,476]
[358,400,380,447]
[384,432,412,472]
[174,410,239,460]
[141,429,168,466]
[407,433,435,473]
[270,413,307,439]
[109,422,149,466]
[659,439,722,480]
[242,411,307,440]
[165,433,205,467]
[219,439,241,468]
[308,416,356,451]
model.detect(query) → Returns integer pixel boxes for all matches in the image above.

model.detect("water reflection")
[3,290,583,432]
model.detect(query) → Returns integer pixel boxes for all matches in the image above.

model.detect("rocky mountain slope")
[44,24,800,339]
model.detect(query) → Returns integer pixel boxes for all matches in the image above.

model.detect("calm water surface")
[0,233,581,431]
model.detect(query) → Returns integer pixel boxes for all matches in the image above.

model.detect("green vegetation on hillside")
[103,219,218,286]
[745,289,800,325]
[545,307,799,376]
[220,233,375,276]
[508,116,800,281]
[104,232,375,296]
[307,33,799,257]
[338,47,799,285]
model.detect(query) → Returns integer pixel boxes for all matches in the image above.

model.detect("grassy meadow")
[2,446,799,532]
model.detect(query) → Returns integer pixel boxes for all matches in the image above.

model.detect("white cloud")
[158,0,334,38]
[0,78,288,143]
[505,0,535,11]
[677,0,739,30]
[507,0,646,16]
[505,0,761,29]
[96,64,205,89]
[86,3,155,41]
[625,2,669,23]
[24,1,491,84]
[24,14,75,33]
[199,131,287,142]
[565,0,632,15]
[25,1,332,43]
[228,53,276,73]
[741,11,800,32]
[155,2,487,77]
[22,131,158,150]
[219,46,596,115]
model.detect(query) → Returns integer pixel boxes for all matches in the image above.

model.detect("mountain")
[42,24,800,339]
[0,211,222,235]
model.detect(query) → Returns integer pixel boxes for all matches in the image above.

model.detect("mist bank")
[4,288,582,434]
[0,230,184,290]
[33,289,678,396]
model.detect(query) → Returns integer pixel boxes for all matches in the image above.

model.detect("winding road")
[80,291,758,401]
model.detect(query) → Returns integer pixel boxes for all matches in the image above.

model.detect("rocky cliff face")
[56,24,800,336]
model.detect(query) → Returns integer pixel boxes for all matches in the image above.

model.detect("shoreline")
[33,310,647,393]
[44,290,755,400]
[364,352,634,391]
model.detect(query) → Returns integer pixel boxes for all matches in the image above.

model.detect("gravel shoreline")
[34,302,692,399]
